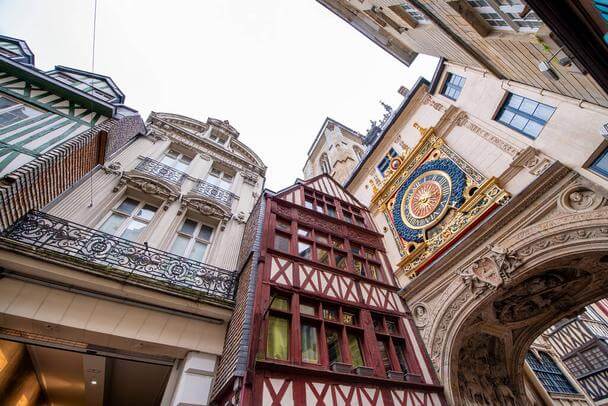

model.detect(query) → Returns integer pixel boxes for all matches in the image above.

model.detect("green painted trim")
[0,150,22,173]
[0,112,53,136]
[12,119,72,149]
[0,141,39,157]
[0,115,63,143]
[32,121,82,153]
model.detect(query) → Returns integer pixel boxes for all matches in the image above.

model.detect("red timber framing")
[236,174,445,406]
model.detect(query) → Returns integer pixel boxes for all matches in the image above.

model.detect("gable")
[47,66,124,104]
[275,174,364,209]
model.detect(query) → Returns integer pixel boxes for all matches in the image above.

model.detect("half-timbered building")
[0,34,145,229]
[211,174,445,405]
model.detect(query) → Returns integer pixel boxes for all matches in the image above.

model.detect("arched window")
[353,146,364,161]
[320,153,331,174]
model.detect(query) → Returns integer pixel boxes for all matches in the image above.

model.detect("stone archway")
[427,206,608,405]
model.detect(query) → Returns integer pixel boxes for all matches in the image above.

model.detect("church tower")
[303,118,366,184]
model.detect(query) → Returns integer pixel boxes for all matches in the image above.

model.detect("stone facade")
[306,59,608,404]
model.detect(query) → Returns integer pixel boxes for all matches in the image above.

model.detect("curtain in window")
[348,334,364,368]
[267,316,289,360]
[301,324,319,363]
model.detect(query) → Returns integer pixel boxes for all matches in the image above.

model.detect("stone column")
[165,352,217,406]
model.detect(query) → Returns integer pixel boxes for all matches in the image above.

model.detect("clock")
[401,171,451,230]
[391,159,467,243]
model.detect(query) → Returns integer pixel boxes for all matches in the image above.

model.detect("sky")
[0,0,438,190]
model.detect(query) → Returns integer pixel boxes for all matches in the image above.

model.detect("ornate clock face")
[400,171,452,230]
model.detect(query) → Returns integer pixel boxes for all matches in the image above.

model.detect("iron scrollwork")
[135,157,186,186]
[2,211,236,302]
[192,180,235,208]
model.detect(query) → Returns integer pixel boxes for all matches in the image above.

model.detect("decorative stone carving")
[235,211,247,224]
[114,174,178,210]
[422,94,446,112]
[102,161,122,175]
[241,171,258,186]
[456,245,522,296]
[413,304,429,327]
[559,184,604,213]
[179,197,231,229]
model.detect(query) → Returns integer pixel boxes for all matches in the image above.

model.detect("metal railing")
[135,157,187,185]
[2,211,236,303]
[192,180,235,208]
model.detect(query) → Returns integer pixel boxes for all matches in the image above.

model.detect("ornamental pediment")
[374,124,510,280]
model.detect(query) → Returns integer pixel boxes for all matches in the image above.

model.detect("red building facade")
[211,175,444,405]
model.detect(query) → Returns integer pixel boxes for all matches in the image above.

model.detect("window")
[353,146,365,161]
[377,148,398,176]
[496,93,555,139]
[207,167,234,191]
[209,131,227,145]
[170,218,214,262]
[467,0,542,32]
[564,355,589,377]
[274,233,291,252]
[99,197,157,241]
[582,347,608,371]
[161,149,192,172]
[441,73,465,100]
[371,313,410,376]
[320,153,331,174]
[0,96,40,128]
[267,294,290,361]
[342,204,366,227]
[526,352,578,394]
[590,147,608,178]
[348,334,365,368]
[399,3,427,22]
[301,324,319,363]
[303,189,338,218]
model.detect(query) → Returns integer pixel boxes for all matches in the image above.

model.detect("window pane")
[121,219,147,241]
[99,213,126,235]
[180,219,197,235]
[298,241,312,259]
[304,199,314,209]
[317,247,329,265]
[300,303,316,316]
[315,233,329,245]
[332,238,344,249]
[189,241,208,262]
[591,149,608,176]
[323,307,338,321]
[301,324,319,363]
[534,104,555,122]
[170,235,190,257]
[369,264,381,282]
[353,259,364,276]
[276,218,291,231]
[386,319,398,334]
[498,109,515,124]
[348,334,364,368]
[0,96,17,109]
[198,225,214,241]
[394,342,409,373]
[116,198,139,215]
[519,99,538,115]
[510,114,528,131]
[507,94,523,109]
[174,161,189,172]
[274,234,290,252]
[378,340,392,373]
[0,105,38,128]
[137,204,157,221]
[267,316,289,360]
[326,329,342,364]
[297,227,311,237]
[326,206,336,217]
[335,253,347,270]
[271,296,290,311]
[350,244,361,255]
[523,120,543,138]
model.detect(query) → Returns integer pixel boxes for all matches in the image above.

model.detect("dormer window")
[320,153,331,174]
[209,130,227,145]
[399,3,427,23]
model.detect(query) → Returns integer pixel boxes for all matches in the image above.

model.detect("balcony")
[191,180,235,209]
[135,157,186,186]
[1,211,236,305]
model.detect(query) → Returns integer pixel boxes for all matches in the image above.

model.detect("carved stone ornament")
[235,211,248,224]
[179,197,232,230]
[102,161,122,176]
[455,245,522,297]
[558,184,605,213]
[422,94,446,112]
[413,304,429,327]
[114,174,178,210]
[241,171,258,186]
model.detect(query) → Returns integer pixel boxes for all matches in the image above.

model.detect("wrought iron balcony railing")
[1,211,236,304]
[192,180,235,208]
[135,157,187,185]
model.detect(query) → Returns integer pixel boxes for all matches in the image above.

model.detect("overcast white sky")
[0,0,438,190]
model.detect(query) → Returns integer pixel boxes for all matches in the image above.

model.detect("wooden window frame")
[169,217,215,262]
[0,94,42,129]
